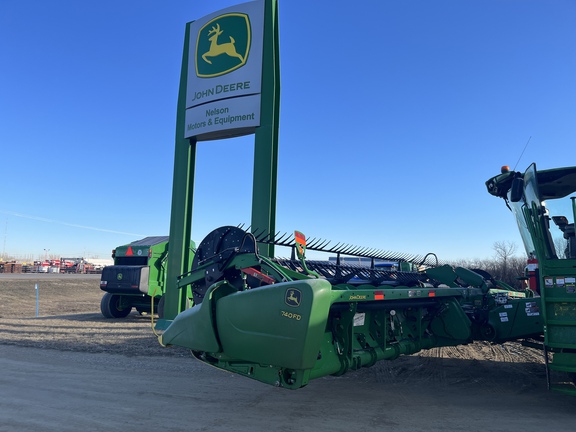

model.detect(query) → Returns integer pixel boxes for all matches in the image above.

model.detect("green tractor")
[100,237,172,318]
[158,225,544,389]
[486,163,576,394]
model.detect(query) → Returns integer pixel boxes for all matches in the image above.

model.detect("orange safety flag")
[294,231,306,246]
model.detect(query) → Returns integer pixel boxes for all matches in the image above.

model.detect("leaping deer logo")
[195,13,250,78]
[285,289,301,307]
[202,23,245,65]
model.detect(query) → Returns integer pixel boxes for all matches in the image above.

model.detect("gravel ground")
[1,273,575,432]
[0,273,190,357]
[0,273,552,379]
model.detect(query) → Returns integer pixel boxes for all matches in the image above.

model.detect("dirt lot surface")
[0,274,574,431]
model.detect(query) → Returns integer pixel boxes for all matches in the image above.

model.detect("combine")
[155,163,576,395]
[486,163,576,394]
[150,0,576,395]
[158,225,544,390]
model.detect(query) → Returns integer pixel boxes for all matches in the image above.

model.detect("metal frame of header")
[162,0,280,320]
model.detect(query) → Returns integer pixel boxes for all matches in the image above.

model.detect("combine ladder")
[541,260,576,395]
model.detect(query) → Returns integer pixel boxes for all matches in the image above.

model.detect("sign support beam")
[252,0,280,257]
[162,22,196,322]
[159,0,279,324]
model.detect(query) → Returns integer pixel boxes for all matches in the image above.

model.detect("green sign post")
[161,0,280,322]
[252,0,280,258]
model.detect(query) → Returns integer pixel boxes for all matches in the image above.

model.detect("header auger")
[159,225,543,389]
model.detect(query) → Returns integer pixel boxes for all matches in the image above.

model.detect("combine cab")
[100,237,169,318]
[159,226,543,389]
[486,163,576,394]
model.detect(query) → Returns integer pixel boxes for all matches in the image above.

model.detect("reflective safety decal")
[525,301,540,316]
[354,313,366,327]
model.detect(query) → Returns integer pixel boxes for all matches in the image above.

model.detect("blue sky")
[1,0,575,262]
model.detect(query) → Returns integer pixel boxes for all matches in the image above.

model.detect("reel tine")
[306,237,323,249]
[367,248,382,259]
[274,231,291,245]
[349,245,365,255]
[252,227,268,242]
[260,232,273,243]
[329,243,346,254]
[269,227,442,265]
[377,250,392,260]
[341,244,359,255]
[328,242,343,252]
[251,230,263,241]
[381,251,398,261]
[310,239,331,251]
[361,247,377,257]
[353,246,369,257]
[400,252,411,259]
[339,244,358,255]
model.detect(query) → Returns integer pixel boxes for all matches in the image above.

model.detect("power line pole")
[2,219,6,259]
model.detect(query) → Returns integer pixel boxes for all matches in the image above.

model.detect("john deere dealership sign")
[185,1,264,140]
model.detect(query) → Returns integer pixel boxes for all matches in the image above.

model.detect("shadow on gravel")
[17,312,157,322]
[333,354,554,394]
[0,337,189,358]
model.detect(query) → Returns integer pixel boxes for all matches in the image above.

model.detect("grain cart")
[158,225,543,389]
[100,237,170,318]
[486,163,576,395]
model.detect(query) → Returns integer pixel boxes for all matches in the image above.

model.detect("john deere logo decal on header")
[285,289,301,307]
[196,14,251,78]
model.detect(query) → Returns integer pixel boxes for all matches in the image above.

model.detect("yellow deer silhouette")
[287,290,300,306]
[202,23,244,65]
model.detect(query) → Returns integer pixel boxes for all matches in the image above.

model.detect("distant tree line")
[3,241,531,290]
[0,253,36,263]
[449,241,527,290]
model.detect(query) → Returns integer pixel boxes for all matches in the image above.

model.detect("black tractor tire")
[156,295,190,319]
[100,293,132,318]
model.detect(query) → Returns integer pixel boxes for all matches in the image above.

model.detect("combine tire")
[157,295,165,319]
[156,295,190,319]
[100,293,132,318]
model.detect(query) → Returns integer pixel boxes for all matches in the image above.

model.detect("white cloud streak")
[0,210,145,237]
